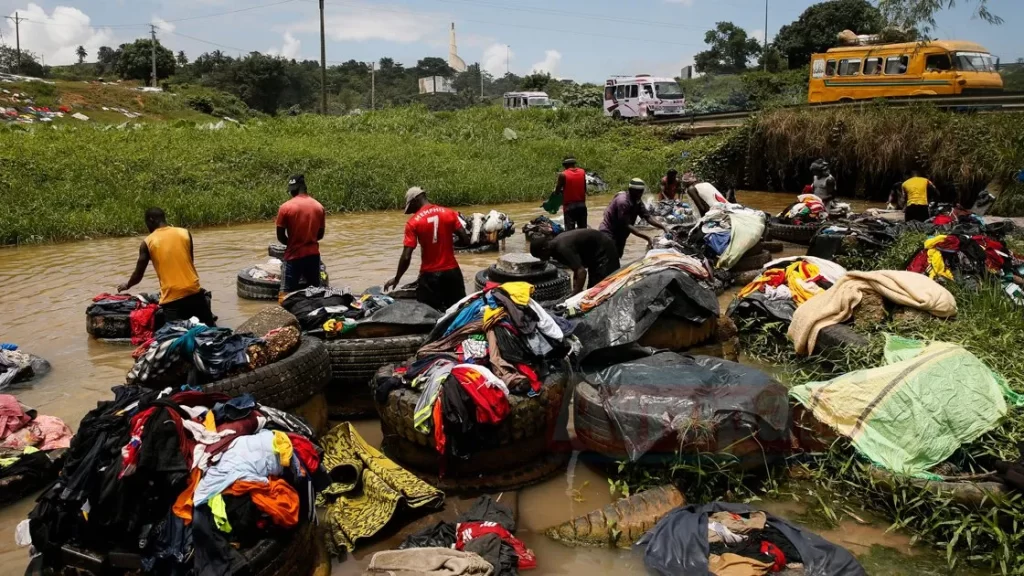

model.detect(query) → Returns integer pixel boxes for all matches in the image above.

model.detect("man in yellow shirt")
[902,169,939,222]
[118,207,216,325]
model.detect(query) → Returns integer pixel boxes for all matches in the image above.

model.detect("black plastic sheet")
[637,502,865,576]
[582,352,790,461]
[573,270,719,362]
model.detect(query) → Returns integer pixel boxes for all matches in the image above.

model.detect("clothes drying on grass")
[728,257,846,325]
[788,270,957,356]
[790,335,1024,477]
[319,422,443,554]
[906,234,1016,283]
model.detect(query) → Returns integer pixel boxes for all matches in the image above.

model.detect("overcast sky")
[3,0,1021,81]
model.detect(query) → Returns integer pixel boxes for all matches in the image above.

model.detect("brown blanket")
[364,548,493,576]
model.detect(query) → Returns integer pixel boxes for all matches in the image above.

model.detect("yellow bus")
[808,40,1003,104]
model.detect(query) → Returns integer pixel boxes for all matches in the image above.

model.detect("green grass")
[0,106,690,244]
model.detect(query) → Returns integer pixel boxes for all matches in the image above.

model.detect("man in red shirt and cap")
[384,187,471,311]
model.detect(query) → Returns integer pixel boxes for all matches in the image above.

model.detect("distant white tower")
[449,22,467,72]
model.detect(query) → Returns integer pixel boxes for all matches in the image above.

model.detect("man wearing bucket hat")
[276,174,326,292]
[384,187,472,311]
[681,172,728,216]
[599,178,668,258]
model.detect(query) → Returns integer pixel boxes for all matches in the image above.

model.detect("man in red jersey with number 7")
[384,187,471,311]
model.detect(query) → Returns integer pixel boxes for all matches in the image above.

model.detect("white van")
[603,75,685,119]
[503,91,554,110]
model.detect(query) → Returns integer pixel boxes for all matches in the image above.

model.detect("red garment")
[516,363,543,394]
[451,366,510,425]
[760,541,786,572]
[205,414,261,456]
[276,193,326,261]
[972,235,1006,271]
[907,250,930,275]
[132,339,155,359]
[0,394,32,440]
[432,397,446,457]
[562,168,587,205]
[120,407,157,478]
[93,292,132,302]
[802,185,814,195]
[170,390,232,407]
[456,522,537,570]
[932,214,955,226]
[287,432,321,472]
[130,303,160,345]
[404,204,464,274]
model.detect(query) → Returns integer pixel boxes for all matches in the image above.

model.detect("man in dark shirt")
[599,178,668,257]
[530,229,621,294]
[276,174,326,292]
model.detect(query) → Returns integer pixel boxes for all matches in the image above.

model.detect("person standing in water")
[599,178,668,258]
[276,174,326,293]
[118,207,216,325]
[384,187,472,311]
[901,169,939,223]
[809,159,837,209]
[552,156,589,230]
[659,169,681,201]
[681,172,728,216]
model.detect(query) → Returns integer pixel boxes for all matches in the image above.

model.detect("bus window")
[825,60,837,76]
[642,84,654,98]
[838,59,861,76]
[953,51,996,72]
[885,56,908,74]
[605,86,615,100]
[925,53,952,72]
[628,85,638,98]
[615,85,625,99]
[863,57,883,75]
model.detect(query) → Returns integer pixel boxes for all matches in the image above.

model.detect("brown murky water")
[0,191,899,575]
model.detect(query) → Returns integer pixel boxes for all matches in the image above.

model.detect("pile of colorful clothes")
[1,395,72,507]
[729,256,847,324]
[282,286,439,336]
[375,495,536,576]
[647,199,699,227]
[778,193,827,225]
[88,292,163,344]
[682,206,767,270]
[26,387,324,576]
[522,215,563,241]
[375,282,569,460]
[126,321,300,387]
[906,233,1016,283]
[458,211,516,247]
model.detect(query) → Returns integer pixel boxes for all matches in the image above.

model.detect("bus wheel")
[612,110,622,120]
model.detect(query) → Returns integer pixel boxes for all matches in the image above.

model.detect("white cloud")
[530,49,561,76]
[152,17,176,35]
[482,43,513,76]
[268,32,301,60]
[5,4,115,66]
[664,0,694,5]
[290,1,445,44]
[750,28,770,44]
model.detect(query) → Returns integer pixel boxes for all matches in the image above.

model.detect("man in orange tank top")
[554,157,588,230]
[118,207,216,325]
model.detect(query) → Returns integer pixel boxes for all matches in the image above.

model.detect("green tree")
[452,62,492,97]
[413,57,454,79]
[76,46,88,65]
[520,72,552,92]
[560,83,603,108]
[0,46,46,77]
[758,46,787,73]
[176,51,189,67]
[694,22,762,75]
[114,39,176,84]
[877,0,1001,35]
[773,0,884,68]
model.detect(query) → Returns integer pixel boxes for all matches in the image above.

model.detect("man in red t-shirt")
[384,187,471,311]
[276,174,326,292]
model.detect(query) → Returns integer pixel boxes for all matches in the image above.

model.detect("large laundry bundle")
[729,256,847,324]
[687,207,767,270]
[376,282,569,460]
[808,217,905,261]
[646,199,698,226]
[283,286,439,336]
[1,395,72,507]
[522,215,563,241]
[791,335,1024,477]
[458,211,516,247]
[88,292,163,344]
[27,387,324,576]
[906,233,1015,282]
[779,194,827,224]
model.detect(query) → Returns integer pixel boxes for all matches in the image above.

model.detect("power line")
[166,30,251,55]
[16,0,300,31]
[431,0,708,32]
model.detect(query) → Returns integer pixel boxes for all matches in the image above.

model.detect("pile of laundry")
[522,215,563,241]
[1,394,72,507]
[126,320,300,387]
[26,387,324,576]
[364,494,535,576]
[374,282,569,460]
[729,256,847,324]
[457,211,516,248]
[646,199,698,227]
[778,193,828,225]
[282,286,438,337]
[682,206,767,270]
[247,259,282,282]
[807,217,905,262]
[0,346,46,390]
[99,105,143,119]
[906,233,1018,285]
[639,503,864,576]
[87,292,163,344]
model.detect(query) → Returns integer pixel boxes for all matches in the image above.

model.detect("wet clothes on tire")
[417,267,467,312]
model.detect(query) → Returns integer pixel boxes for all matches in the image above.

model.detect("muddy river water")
[2,191,941,576]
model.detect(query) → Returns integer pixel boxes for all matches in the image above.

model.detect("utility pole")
[149,24,158,87]
[5,12,22,73]
[763,0,769,71]
[479,62,484,99]
[319,0,328,115]
[505,45,510,75]
[371,61,375,111]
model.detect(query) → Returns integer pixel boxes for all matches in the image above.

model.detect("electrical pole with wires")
[371,61,375,110]
[763,0,769,71]
[505,45,509,75]
[479,62,484,100]
[150,24,159,87]
[319,0,328,115]
[5,12,22,73]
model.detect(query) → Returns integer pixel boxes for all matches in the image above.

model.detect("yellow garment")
[923,235,954,281]
[902,176,932,206]
[209,493,233,533]
[203,410,217,432]
[499,282,534,306]
[145,226,201,305]
[709,553,772,576]
[788,270,957,355]
[482,306,507,330]
[737,261,824,305]
[272,430,293,467]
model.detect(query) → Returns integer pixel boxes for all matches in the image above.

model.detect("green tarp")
[790,335,1024,478]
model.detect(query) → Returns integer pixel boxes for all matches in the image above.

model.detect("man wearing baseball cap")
[599,178,668,258]
[553,156,589,231]
[384,187,471,311]
[276,174,326,292]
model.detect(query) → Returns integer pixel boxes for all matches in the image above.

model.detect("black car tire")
[237,268,280,301]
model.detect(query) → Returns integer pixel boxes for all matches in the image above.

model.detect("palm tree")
[76,45,87,65]
[176,51,188,67]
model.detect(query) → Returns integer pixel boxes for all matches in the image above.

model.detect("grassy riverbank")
[0,107,685,244]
